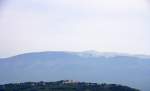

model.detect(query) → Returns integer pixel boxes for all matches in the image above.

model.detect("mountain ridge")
[1,51,150,60]
[0,51,150,91]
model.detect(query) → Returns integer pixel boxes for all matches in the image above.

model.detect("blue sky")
[0,0,150,57]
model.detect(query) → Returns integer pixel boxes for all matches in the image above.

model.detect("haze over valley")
[0,51,150,91]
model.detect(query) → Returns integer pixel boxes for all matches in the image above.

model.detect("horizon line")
[1,50,150,59]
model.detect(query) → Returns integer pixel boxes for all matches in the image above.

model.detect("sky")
[0,0,150,58]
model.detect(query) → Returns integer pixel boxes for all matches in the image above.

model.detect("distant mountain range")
[0,51,150,91]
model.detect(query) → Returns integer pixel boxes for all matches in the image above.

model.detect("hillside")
[0,80,139,91]
[0,51,150,91]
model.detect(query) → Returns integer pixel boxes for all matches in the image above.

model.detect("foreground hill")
[0,80,139,91]
[0,51,150,91]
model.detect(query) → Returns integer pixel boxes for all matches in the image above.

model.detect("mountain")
[0,80,139,91]
[0,51,150,91]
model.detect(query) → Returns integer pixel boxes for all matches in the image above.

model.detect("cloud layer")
[0,0,150,57]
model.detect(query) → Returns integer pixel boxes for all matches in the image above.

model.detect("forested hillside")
[0,80,139,91]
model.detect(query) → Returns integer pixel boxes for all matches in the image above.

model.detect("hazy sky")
[0,0,150,57]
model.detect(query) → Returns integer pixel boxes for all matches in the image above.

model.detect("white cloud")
[45,0,149,12]
[0,0,150,57]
